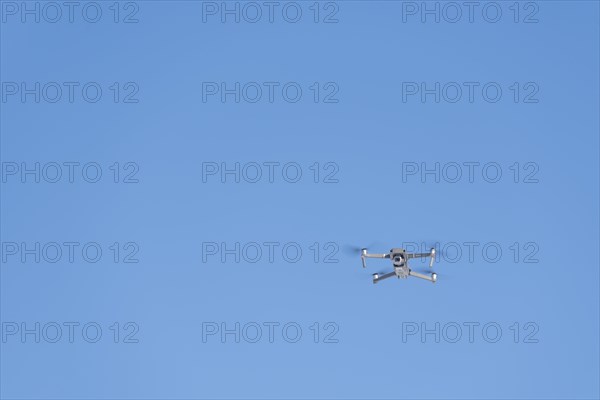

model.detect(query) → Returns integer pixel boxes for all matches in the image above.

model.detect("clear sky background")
[1,1,599,399]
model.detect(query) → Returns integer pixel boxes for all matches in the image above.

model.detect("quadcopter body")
[361,247,437,284]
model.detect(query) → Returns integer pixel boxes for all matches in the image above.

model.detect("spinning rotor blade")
[342,241,385,256]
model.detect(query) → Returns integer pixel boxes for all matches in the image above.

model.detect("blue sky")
[1,1,599,399]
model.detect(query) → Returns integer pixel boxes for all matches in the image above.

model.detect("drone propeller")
[341,245,363,256]
[342,242,384,256]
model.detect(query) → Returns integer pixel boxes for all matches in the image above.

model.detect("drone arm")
[407,248,436,267]
[372,271,396,284]
[360,249,390,268]
[409,270,437,283]
[407,252,432,258]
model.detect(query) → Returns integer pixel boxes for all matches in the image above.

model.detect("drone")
[361,247,437,284]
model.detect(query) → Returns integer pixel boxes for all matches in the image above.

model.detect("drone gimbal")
[361,248,437,284]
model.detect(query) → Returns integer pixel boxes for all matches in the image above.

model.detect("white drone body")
[361,247,437,284]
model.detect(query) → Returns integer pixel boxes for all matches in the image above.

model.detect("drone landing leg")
[372,271,396,284]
